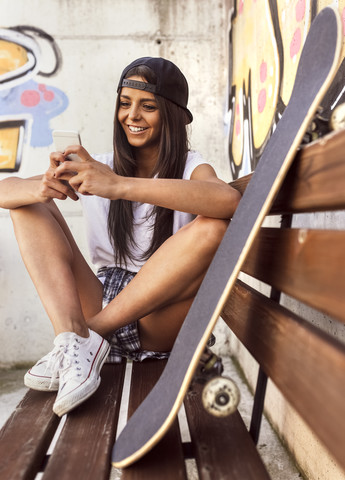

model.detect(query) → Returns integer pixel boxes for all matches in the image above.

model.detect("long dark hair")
[108,65,190,267]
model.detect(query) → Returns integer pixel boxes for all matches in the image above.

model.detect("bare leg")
[10,202,103,337]
[88,216,228,351]
[11,203,227,352]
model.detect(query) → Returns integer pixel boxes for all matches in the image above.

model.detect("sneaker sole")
[24,371,59,392]
[53,340,110,417]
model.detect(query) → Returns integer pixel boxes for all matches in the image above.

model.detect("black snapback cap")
[117,57,193,123]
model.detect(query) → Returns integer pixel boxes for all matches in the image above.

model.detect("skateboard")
[112,6,342,468]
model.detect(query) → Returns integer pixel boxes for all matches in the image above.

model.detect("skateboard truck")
[303,106,330,143]
[193,346,224,383]
[302,101,345,144]
[193,347,241,417]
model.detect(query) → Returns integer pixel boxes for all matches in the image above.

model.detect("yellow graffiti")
[0,40,28,76]
[317,0,345,57]
[231,0,279,167]
[277,0,312,105]
[278,0,345,105]
[0,39,28,172]
[0,126,20,171]
[230,0,345,176]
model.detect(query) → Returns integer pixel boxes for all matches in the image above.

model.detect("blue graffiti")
[0,79,69,147]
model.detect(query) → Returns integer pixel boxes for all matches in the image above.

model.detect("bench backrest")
[223,129,345,472]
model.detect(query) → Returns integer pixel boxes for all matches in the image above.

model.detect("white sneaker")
[24,347,61,391]
[52,329,110,417]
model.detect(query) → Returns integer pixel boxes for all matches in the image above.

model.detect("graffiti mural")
[0,26,68,172]
[228,0,345,179]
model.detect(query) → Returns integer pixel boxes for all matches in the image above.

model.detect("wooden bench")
[1,128,345,479]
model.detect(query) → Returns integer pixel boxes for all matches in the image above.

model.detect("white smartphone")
[52,130,81,161]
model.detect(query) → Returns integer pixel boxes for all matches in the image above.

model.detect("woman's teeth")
[129,126,146,132]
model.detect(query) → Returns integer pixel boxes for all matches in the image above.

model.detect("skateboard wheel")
[202,376,240,417]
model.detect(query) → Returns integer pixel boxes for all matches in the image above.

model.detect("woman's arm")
[0,154,79,210]
[0,176,43,210]
[57,146,241,219]
[117,165,241,219]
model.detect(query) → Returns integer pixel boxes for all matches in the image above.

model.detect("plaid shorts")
[97,266,170,363]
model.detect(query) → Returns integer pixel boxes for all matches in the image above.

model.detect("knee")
[9,203,60,238]
[10,202,54,222]
[9,204,30,223]
[10,203,39,225]
[184,216,229,250]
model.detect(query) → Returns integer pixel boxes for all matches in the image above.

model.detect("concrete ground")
[0,358,302,480]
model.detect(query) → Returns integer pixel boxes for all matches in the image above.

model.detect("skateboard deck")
[112,7,342,468]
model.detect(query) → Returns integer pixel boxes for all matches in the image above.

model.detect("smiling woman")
[118,78,162,152]
[0,56,241,417]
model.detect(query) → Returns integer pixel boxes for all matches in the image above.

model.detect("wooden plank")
[0,389,59,480]
[43,362,126,480]
[122,360,187,480]
[221,279,345,472]
[184,383,271,480]
[242,227,345,323]
[274,129,345,213]
[231,129,345,214]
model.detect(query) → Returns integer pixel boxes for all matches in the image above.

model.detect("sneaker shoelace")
[52,337,95,388]
[47,341,75,388]
[44,344,65,388]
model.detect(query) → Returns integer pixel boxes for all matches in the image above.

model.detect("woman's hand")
[37,151,79,203]
[0,149,81,210]
[55,146,122,199]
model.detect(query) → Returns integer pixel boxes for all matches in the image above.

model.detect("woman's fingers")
[63,145,93,162]
[40,169,79,202]
[49,151,65,168]
[55,151,117,197]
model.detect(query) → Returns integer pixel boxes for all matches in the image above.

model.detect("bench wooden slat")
[231,129,345,215]
[222,279,345,472]
[122,359,187,480]
[274,130,345,214]
[0,389,59,480]
[42,362,126,480]
[242,227,345,323]
[184,383,271,480]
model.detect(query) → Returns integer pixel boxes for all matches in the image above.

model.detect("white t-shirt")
[79,150,208,272]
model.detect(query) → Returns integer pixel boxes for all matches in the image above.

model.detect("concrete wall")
[0,0,232,365]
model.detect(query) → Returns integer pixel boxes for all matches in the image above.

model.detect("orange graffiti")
[0,122,24,172]
[0,40,28,77]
